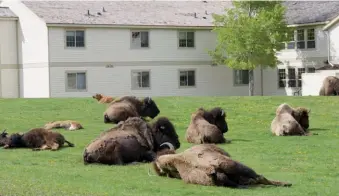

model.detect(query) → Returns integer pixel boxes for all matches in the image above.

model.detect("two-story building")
[1,0,339,98]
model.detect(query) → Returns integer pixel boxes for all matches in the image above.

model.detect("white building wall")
[1,0,50,98]
[0,18,19,98]
[328,22,339,64]
[302,71,338,96]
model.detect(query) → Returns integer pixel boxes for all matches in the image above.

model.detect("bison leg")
[254,175,292,187]
[211,171,247,189]
[142,151,157,162]
[64,140,75,147]
[50,143,60,151]
[32,144,50,151]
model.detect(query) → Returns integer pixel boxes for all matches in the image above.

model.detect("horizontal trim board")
[49,61,215,67]
[0,64,19,69]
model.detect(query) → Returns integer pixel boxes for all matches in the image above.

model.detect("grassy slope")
[0,96,338,196]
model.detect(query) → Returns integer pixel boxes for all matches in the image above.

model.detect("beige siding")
[329,22,339,64]
[48,27,216,63]
[49,65,264,97]
[1,69,19,98]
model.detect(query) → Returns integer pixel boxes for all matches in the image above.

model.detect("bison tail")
[65,140,75,147]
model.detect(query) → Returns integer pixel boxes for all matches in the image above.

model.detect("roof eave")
[46,23,215,29]
[0,16,18,20]
[287,21,329,28]
[323,14,339,31]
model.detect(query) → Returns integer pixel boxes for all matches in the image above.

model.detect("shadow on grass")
[230,139,252,142]
[308,128,329,131]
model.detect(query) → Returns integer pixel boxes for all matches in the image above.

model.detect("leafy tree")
[209,0,292,96]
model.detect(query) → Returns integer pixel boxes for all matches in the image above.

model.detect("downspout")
[326,31,334,67]
[16,18,20,98]
[260,66,263,95]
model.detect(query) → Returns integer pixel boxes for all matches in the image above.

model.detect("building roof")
[0,6,17,18]
[21,1,339,27]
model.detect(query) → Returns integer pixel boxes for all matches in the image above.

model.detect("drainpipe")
[325,31,335,67]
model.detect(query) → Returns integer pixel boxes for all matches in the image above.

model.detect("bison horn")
[308,109,311,113]
[160,142,175,151]
[147,96,151,103]
[221,110,225,116]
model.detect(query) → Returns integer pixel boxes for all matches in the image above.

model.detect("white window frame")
[65,71,87,92]
[179,69,196,88]
[130,30,149,49]
[283,28,316,50]
[65,29,85,48]
[131,70,151,90]
[233,70,250,86]
[178,31,195,48]
[277,67,315,88]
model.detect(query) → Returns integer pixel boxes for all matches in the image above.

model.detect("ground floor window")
[66,71,87,91]
[234,70,249,85]
[179,70,195,87]
[131,70,150,89]
[278,67,315,88]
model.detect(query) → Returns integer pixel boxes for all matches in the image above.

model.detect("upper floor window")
[283,28,315,50]
[179,70,195,87]
[66,71,87,91]
[131,70,150,89]
[131,31,149,48]
[178,31,195,48]
[66,30,85,48]
[234,70,249,85]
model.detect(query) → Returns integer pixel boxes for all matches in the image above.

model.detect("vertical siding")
[2,1,50,98]
[329,22,339,64]
[1,69,19,98]
[49,65,263,98]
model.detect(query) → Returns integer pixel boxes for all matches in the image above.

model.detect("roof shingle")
[0,6,17,18]
[21,1,339,27]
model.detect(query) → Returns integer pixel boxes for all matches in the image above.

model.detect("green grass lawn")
[0,96,338,196]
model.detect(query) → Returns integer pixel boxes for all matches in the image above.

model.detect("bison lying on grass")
[103,96,160,124]
[83,116,180,165]
[0,128,74,151]
[271,103,312,136]
[319,76,339,96]
[151,144,292,189]
[185,107,230,144]
[44,120,83,131]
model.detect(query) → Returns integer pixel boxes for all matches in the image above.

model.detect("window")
[283,28,315,50]
[178,31,194,48]
[131,31,149,48]
[131,71,150,89]
[179,70,195,87]
[278,69,286,88]
[234,70,249,85]
[288,68,296,87]
[66,72,87,91]
[65,30,85,47]
[297,68,305,87]
[308,67,316,73]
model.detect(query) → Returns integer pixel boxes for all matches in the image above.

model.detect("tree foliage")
[209,1,292,70]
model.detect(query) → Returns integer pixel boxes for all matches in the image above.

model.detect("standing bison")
[83,116,180,165]
[103,96,160,124]
[152,144,292,188]
[1,128,74,151]
[271,103,311,136]
[185,107,229,144]
[319,76,339,96]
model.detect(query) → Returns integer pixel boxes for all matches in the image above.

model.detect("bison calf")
[44,120,83,131]
[103,96,160,124]
[92,93,115,103]
[2,128,74,151]
[152,144,292,189]
[185,107,229,144]
[83,116,180,165]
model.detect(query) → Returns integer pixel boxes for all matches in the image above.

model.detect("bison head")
[0,129,9,147]
[151,117,180,152]
[3,133,25,148]
[293,107,310,130]
[92,93,102,100]
[209,107,229,133]
[141,97,160,119]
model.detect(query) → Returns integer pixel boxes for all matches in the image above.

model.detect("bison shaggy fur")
[1,128,74,151]
[103,96,160,124]
[152,144,292,189]
[319,76,339,96]
[44,120,84,131]
[92,93,115,103]
[271,103,311,136]
[185,107,229,144]
[83,116,180,165]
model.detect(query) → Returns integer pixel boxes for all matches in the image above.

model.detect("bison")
[1,128,74,151]
[44,120,84,131]
[185,107,229,144]
[103,96,160,124]
[151,144,292,189]
[92,93,115,103]
[271,103,311,136]
[319,76,339,96]
[0,129,9,146]
[83,116,180,165]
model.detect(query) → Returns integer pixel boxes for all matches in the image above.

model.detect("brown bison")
[271,103,311,136]
[0,129,9,146]
[83,116,180,165]
[1,128,74,151]
[44,120,84,131]
[92,93,115,103]
[151,144,292,189]
[185,107,229,144]
[103,96,160,124]
[319,76,339,96]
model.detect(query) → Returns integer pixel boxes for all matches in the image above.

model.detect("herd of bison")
[0,90,321,189]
